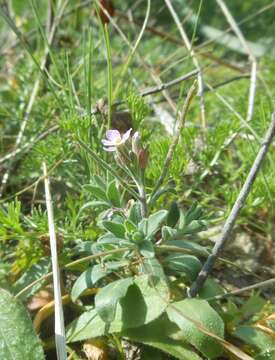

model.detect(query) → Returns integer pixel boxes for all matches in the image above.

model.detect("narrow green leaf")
[167,201,180,228]
[128,202,142,225]
[107,180,121,207]
[165,240,209,257]
[84,184,108,202]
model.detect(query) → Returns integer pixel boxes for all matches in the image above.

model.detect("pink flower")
[102,128,132,152]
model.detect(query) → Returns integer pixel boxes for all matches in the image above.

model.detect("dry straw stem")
[43,162,66,360]
[215,0,257,123]
[164,0,206,129]
[189,113,275,298]
[151,81,197,199]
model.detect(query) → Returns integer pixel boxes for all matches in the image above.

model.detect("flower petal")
[121,128,132,143]
[103,146,116,152]
[106,129,121,141]
[102,139,115,146]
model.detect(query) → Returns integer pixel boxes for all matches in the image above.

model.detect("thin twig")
[150,82,197,201]
[206,278,275,302]
[43,162,66,360]
[189,113,275,297]
[164,0,206,129]
[140,69,199,97]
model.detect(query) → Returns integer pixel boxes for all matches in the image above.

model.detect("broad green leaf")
[233,326,275,351]
[101,220,125,238]
[167,299,224,359]
[67,275,169,342]
[123,314,202,360]
[107,180,121,207]
[71,268,93,302]
[140,258,166,280]
[13,258,51,300]
[0,289,45,360]
[167,201,180,228]
[139,210,168,238]
[95,277,134,323]
[138,240,155,258]
[164,254,201,281]
[71,265,111,302]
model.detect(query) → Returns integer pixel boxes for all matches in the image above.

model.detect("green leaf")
[128,202,142,225]
[95,277,134,323]
[0,289,45,360]
[167,201,180,228]
[182,220,207,234]
[123,314,202,360]
[67,275,169,342]
[164,254,201,281]
[255,349,275,360]
[71,265,111,302]
[124,219,137,233]
[167,299,224,359]
[84,184,108,202]
[71,268,93,302]
[139,240,155,258]
[140,258,166,280]
[233,326,275,351]
[101,220,125,238]
[161,226,178,241]
[139,210,168,238]
[181,204,203,227]
[13,258,51,300]
[107,180,121,207]
[198,278,225,299]
[165,240,209,257]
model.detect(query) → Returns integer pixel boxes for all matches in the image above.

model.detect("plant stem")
[189,113,275,297]
[150,82,197,202]
[15,247,130,299]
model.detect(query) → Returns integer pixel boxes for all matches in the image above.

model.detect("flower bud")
[132,131,141,155]
[138,147,149,169]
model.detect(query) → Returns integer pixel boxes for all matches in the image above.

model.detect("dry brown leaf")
[83,339,108,360]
